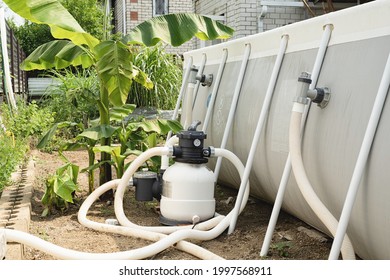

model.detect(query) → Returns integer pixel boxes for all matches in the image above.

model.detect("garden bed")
[23,149,332,260]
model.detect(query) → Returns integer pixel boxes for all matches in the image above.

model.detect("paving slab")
[0,159,34,260]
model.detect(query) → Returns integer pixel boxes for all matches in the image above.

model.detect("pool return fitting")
[0,121,250,260]
[288,72,355,260]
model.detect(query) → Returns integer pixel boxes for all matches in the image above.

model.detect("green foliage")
[270,241,293,257]
[36,69,100,151]
[11,22,53,55]
[6,0,234,109]
[41,155,80,216]
[124,13,234,47]
[94,40,153,106]
[0,101,52,191]
[1,101,55,142]
[11,0,106,55]
[42,69,100,125]
[61,0,105,41]
[4,0,234,185]
[0,132,27,192]
[8,0,100,52]
[114,116,183,172]
[128,44,183,110]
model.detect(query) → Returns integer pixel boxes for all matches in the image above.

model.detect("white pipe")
[160,135,178,170]
[289,104,355,260]
[260,103,311,256]
[328,52,390,260]
[0,227,5,259]
[0,8,17,110]
[228,35,289,234]
[214,44,251,180]
[214,148,250,215]
[192,53,207,109]
[202,49,228,132]
[167,56,193,140]
[173,57,193,121]
[260,24,333,257]
[309,24,333,91]
[122,0,126,34]
[258,5,268,33]
[183,82,195,129]
[260,156,292,257]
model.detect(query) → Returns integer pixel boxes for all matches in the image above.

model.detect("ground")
[24,149,332,260]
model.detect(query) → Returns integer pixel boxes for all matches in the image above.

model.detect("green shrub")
[1,101,55,142]
[0,132,27,192]
[11,0,105,55]
[42,68,100,126]
[41,158,79,216]
[127,44,183,110]
[0,101,54,191]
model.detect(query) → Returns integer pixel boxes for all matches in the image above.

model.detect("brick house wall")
[112,0,364,52]
[113,0,195,55]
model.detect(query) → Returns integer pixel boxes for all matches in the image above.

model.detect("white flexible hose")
[2,146,249,260]
[161,135,178,170]
[78,179,224,260]
[289,104,355,260]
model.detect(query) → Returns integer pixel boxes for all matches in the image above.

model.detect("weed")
[270,241,293,257]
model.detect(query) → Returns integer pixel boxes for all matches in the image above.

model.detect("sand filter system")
[134,121,216,225]
[0,119,252,260]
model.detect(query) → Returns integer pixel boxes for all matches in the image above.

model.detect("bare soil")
[24,149,332,260]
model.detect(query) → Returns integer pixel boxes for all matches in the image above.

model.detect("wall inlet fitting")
[296,71,331,108]
[196,73,213,87]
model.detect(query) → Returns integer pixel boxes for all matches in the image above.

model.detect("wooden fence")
[0,21,27,101]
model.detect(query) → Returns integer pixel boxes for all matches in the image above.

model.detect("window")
[153,0,168,16]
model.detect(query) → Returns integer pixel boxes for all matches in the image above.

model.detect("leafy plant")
[41,155,80,216]
[270,241,293,257]
[10,0,105,55]
[4,0,234,186]
[0,131,27,192]
[128,43,183,110]
[42,68,100,126]
[0,101,50,192]
[37,121,117,193]
[1,101,55,142]
[94,115,183,176]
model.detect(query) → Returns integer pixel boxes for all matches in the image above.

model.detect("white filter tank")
[160,162,216,223]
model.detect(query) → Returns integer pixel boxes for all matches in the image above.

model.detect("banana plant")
[4,0,234,184]
[38,121,119,194]
[92,108,183,178]
[41,153,80,216]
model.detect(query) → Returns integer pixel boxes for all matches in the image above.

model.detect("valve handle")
[188,120,201,131]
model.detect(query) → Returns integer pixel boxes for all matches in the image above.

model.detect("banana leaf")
[125,13,234,46]
[21,40,93,70]
[3,0,99,48]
